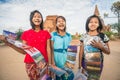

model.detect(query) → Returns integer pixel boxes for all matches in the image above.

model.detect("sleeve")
[20,31,27,41]
[104,34,109,43]
[66,32,72,43]
[50,32,54,41]
[46,31,51,40]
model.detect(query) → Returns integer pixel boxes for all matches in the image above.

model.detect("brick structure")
[94,5,100,16]
[94,5,111,32]
[44,15,58,32]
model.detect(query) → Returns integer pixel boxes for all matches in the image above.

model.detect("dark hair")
[85,15,103,32]
[30,10,43,30]
[56,16,66,32]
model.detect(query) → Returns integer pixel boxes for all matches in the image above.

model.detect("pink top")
[21,29,51,63]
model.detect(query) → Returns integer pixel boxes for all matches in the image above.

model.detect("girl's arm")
[100,42,110,55]
[0,35,26,54]
[91,40,110,55]
[50,40,55,65]
[79,41,84,68]
[47,39,53,64]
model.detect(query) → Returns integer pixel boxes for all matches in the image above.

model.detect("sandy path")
[0,40,120,80]
[100,40,120,80]
[0,46,28,80]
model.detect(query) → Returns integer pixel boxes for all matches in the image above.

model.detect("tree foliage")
[111,1,120,16]
[111,1,120,37]
[111,1,120,25]
[16,28,23,40]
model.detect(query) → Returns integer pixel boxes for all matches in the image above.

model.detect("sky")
[0,0,119,34]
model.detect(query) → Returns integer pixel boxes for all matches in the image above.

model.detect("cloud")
[0,0,118,34]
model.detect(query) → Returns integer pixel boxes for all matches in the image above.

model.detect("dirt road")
[100,40,120,80]
[0,40,120,80]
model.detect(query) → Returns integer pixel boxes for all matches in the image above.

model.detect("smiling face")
[88,17,99,31]
[56,17,66,31]
[32,12,42,26]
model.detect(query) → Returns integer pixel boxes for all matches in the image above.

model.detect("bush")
[71,34,81,40]
[104,31,113,38]
[15,29,24,40]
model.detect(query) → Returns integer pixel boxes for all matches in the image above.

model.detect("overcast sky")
[0,0,119,34]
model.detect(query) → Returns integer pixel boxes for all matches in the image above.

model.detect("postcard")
[48,65,66,77]
[65,45,77,69]
[3,30,17,44]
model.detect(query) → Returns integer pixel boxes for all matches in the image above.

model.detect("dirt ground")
[100,40,120,80]
[0,40,120,80]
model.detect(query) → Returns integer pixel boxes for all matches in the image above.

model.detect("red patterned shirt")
[21,29,51,63]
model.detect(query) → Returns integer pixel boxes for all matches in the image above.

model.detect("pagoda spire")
[94,5,100,16]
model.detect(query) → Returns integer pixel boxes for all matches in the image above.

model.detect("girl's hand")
[21,45,31,49]
[91,40,110,54]
[90,40,103,49]
[0,35,6,41]
[51,61,55,66]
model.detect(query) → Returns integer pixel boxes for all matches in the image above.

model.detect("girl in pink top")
[0,10,52,80]
[21,10,51,80]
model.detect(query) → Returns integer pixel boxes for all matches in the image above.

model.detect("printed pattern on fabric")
[21,29,51,63]
[25,63,40,80]
[80,33,109,80]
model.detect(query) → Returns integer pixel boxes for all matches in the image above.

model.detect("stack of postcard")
[84,36,103,72]
[3,30,47,75]
[74,68,88,80]
[16,42,47,76]
[85,52,101,72]
[48,65,66,77]
[3,30,17,44]
[65,45,77,69]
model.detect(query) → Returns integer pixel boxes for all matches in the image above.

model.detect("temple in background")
[43,5,111,33]
[94,5,111,32]
[44,15,58,32]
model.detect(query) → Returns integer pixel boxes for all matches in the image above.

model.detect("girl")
[0,10,52,80]
[51,16,72,80]
[21,10,52,80]
[79,15,110,80]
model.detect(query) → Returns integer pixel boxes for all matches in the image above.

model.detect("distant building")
[94,5,100,17]
[94,5,111,32]
[75,32,79,38]
[44,15,58,32]
[43,5,111,33]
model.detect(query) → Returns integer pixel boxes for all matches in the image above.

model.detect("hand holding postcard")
[3,30,46,64]
[83,36,103,72]
[3,30,17,44]
[3,30,47,74]
[3,30,48,77]
[24,47,45,63]
[16,41,47,76]
[48,65,66,77]
[74,68,88,80]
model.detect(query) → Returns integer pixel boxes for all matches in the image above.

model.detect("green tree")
[16,28,23,40]
[111,1,120,24]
